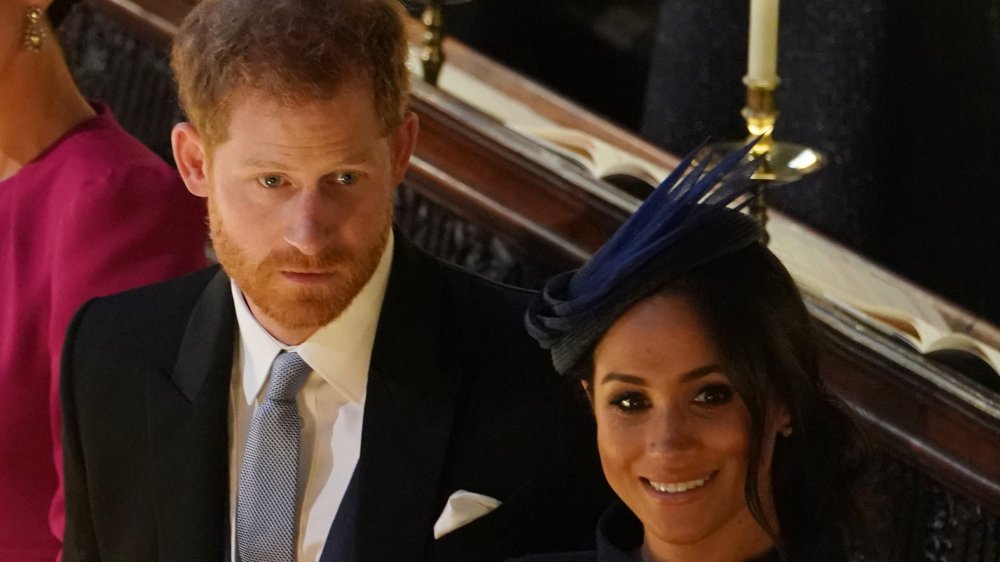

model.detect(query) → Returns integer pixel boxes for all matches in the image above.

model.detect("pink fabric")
[0,104,207,560]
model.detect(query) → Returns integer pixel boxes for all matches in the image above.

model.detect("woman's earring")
[780,426,793,438]
[23,7,46,52]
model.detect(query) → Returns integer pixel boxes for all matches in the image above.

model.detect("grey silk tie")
[236,351,313,562]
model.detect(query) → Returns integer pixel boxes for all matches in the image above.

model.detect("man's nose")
[283,189,331,256]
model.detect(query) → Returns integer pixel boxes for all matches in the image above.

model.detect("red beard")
[208,197,390,331]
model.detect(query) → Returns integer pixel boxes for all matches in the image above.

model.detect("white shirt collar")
[231,232,395,405]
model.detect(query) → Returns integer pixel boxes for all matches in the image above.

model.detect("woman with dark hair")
[519,146,870,561]
[0,1,206,558]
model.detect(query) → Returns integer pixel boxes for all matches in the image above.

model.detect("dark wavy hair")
[573,242,872,560]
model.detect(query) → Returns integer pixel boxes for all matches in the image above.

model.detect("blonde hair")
[170,0,410,151]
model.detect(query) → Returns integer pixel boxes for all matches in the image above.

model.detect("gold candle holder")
[713,76,826,243]
[743,80,779,159]
[420,0,445,86]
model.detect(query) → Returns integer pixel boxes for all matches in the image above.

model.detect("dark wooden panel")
[809,297,1000,512]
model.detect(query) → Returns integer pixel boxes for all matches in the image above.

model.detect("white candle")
[747,0,780,86]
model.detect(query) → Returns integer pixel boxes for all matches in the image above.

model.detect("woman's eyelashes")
[609,391,651,412]
[606,382,735,413]
[693,383,734,406]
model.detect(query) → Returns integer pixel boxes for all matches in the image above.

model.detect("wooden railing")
[61,1,1000,558]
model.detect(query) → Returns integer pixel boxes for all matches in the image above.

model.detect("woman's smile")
[642,470,717,498]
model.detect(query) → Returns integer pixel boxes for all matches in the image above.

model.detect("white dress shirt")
[228,234,393,562]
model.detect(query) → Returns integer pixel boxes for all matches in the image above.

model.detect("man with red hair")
[60,1,605,560]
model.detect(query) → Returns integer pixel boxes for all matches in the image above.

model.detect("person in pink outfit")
[0,0,207,559]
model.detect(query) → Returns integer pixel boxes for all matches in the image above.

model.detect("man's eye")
[336,172,359,185]
[693,384,734,406]
[257,175,284,189]
[610,392,650,412]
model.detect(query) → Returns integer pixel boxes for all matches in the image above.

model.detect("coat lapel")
[147,268,235,560]
[352,237,460,561]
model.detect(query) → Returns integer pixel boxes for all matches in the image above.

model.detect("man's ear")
[172,122,211,197]
[389,112,419,185]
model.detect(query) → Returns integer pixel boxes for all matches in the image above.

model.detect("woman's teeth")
[648,475,711,494]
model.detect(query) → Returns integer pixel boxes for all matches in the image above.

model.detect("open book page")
[826,298,937,350]
[507,125,667,185]
[928,334,1000,373]
[856,302,954,350]
[766,216,951,331]
[408,46,553,128]
[769,217,1000,374]
[824,297,998,365]
[408,47,667,186]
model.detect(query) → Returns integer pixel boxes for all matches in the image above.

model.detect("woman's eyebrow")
[680,364,724,383]
[600,373,647,386]
[599,364,723,386]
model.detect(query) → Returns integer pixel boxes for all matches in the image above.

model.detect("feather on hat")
[524,141,763,374]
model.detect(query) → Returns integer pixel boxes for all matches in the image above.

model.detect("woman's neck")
[638,513,775,562]
[0,32,95,181]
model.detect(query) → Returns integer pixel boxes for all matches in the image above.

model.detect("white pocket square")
[432,489,502,539]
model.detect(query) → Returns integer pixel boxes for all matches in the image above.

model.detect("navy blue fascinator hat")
[525,142,763,374]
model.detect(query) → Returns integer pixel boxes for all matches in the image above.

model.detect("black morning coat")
[60,233,610,561]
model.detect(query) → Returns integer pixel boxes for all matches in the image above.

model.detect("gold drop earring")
[23,7,46,52]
